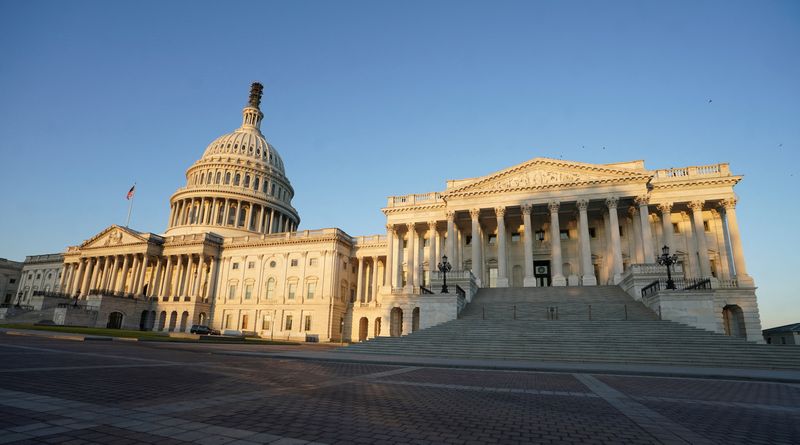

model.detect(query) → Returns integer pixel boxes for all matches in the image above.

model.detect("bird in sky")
[708,99,713,103]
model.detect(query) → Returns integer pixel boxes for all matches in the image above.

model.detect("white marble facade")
[55,83,759,341]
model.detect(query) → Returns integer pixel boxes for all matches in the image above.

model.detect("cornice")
[650,176,741,191]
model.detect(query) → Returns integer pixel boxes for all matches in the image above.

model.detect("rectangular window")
[673,223,680,234]
[309,258,318,266]
[511,233,520,243]
[350,288,356,303]
[304,315,312,331]
[488,234,497,245]
[560,230,570,240]
[232,263,240,270]
[262,315,271,330]
[285,315,293,330]
[290,259,298,267]
[288,282,297,299]
[247,261,255,269]
[588,228,597,238]
[306,282,316,299]
[244,284,253,300]
[224,314,231,329]
[228,284,237,299]
[242,314,249,330]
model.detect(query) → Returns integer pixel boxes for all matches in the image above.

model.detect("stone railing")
[386,192,444,208]
[226,228,345,244]
[352,234,387,245]
[652,163,731,180]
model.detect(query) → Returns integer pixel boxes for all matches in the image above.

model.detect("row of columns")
[354,256,383,304]
[382,196,750,289]
[168,197,296,233]
[62,253,219,301]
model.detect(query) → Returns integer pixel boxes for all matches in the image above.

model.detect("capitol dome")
[165,83,300,238]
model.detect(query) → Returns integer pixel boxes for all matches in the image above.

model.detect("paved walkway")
[1,332,798,444]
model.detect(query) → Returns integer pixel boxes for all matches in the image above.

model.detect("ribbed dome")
[165,82,300,238]
[201,126,285,173]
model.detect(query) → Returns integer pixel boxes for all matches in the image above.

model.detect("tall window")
[224,172,231,184]
[285,315,293,330]
[224,314,231,329]
[215,172,221,184]
[262,315,271,330]
[304,315,312,331]
[228,284,237,299]
[234,173,241,186]
[244,284,253,300]
[253,177,260,191]
[241,314,249,330]
[288,282,297,300]
[266,278,276,299]
[306,282,316,299]
[244,174,250,188]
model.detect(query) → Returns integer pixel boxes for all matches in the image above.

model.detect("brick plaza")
[0,334,797,444]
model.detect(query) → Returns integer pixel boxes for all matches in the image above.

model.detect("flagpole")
[125,183,135,227]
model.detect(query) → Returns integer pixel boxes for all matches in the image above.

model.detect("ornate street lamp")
[535,229,546,242]
[437,255,452,293]
[657,245,679,290]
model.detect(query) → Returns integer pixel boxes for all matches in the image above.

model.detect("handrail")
[420,286,433,295]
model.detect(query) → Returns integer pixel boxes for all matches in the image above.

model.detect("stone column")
[160,256,172,297]
[198,256,208,301]
[689,200,712,278]
[445,211,456,264]
[257,205,265,233]
[469,209,482,287]
[721,198,753,286]
[371,256,379,303]
[193,255,203,298]
[495,206,509,287]
[427,221,437,278]
[628,206,643,263]
[136,255,149,295]
[521,203,535,287]
[117,254,129,293]
[577,199,597,286]
[72,259,85,296]
[548,202,566,286]
[80,258,94,296]
[406,223,416,290]
[356,257,365,303]
[606,197,624,283]
[636,195,655,263]
[658,202,674,253]
[385,224,395,289]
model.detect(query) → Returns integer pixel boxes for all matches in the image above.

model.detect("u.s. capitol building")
[44,83,761,342]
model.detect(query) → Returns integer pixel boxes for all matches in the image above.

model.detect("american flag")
[126,184,136,200]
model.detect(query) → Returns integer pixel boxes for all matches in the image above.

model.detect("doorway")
[390,307,403,337]
[107,312,123,329]
[534,260,551,287]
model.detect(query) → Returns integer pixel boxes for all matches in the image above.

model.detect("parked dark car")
[190,325,219,335]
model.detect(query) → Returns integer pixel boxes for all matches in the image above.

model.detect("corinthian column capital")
[427,220,437,230]
[721,198,737,210]
[445,210,456,219]
[494,206,506,218]
[576,199,589,211]
[469,208,481,219]
[688,200,705,212]
[548,201,560,213]
[657,202,673,214]
[385,224,396,235]
[406,222,416,233]
[635,195,650,206]
[605,196,619,210]
[520,203,532,214]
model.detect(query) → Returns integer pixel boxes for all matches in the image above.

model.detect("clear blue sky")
[1,1,797,328]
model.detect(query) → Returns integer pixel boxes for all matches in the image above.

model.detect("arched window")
[207,172,213,184]
[224,172,231,185]
[253,177,260,191]
[244,174,250,188]
[215,172,221,184]
[265,277,276,299]
[199,172,205,184]
[234,173,241,186]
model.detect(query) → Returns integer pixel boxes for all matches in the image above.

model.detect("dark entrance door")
[107,312,123,329]
[534,261,551,287]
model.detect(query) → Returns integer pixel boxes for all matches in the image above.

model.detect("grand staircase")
[339,286,800,370]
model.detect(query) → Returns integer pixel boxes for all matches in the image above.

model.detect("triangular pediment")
[444,157,650,196]
[80,225,148,249]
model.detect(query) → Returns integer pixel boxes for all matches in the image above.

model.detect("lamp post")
[535,229,545,242]
[437,255,452,293]
[657,245,678,290]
